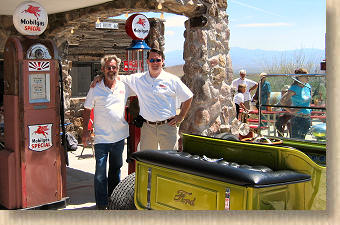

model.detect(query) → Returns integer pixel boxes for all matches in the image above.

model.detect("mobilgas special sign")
[13,1,48,36]
[125,14,150,40]
[28,124,53,151]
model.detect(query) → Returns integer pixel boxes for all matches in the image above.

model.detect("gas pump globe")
[124,14,151,174]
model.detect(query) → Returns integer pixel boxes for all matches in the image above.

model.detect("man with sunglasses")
[91,48,193,151]
[82,55,135,209]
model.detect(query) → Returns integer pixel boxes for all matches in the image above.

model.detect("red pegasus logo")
[22,5,41,19]
[136,18,147,27]
[33,125,49,137]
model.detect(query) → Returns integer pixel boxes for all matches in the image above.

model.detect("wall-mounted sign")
[125,14,150,40]
[13,1,48,36]
[28,124,53,151]
[95,22,119,29]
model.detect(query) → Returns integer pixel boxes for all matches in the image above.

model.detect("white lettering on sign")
[28,61,50,71]
[28,124,53,151]
[95,22,119,29]
[13,1,48,36]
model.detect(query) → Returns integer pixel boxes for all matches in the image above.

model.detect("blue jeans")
[291,116,311,139]
[94,140,124,207]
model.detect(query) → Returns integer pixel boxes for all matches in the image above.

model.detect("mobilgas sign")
[125,14,150,40]
[13,1,48,36]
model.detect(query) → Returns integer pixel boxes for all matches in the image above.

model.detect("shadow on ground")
[65,167,95,208]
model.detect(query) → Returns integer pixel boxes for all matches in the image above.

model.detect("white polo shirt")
[84,80,134,144]
[120,70,193,122]
[233,92,244,105]
[231,78,257,101]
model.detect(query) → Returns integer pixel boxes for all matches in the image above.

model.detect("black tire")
[214,133,239,141]
[108,172,136,210]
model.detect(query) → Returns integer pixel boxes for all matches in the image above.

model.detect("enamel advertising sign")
[13,1,48,36]
[125,14,150,40]
[28,124,53,151]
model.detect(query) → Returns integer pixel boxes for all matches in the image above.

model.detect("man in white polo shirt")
[231,69,258,110]
[121,48,193,150]
[82,55,134,210]
[91,48,193,151]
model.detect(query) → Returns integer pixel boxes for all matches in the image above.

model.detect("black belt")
[145,118,173,125]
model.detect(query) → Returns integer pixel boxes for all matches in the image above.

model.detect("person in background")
[252,72,272,126]
[253,72,271,111]
[82,55,135,210]
[234,84,248,120]
[91,48,193,151]
[275,85,292,137]
[232,69,258,110]
[279,68,312,139]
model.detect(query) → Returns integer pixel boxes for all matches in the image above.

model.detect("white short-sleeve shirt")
[233,92,245,105]
[84,80,134,144]
[120,70,193,122]
[231,78,257,101]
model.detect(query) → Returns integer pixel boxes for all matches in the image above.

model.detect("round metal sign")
[125,14,150,40]
[13,1,48,36]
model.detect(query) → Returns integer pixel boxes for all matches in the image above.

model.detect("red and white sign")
[28,124,53,151]
[13,1,48,36]
[125,14,150,40]
[28,61,50,71]
[123,60,142,71]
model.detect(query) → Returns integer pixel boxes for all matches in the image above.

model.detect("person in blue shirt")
[279,68,312,139]
[253,72,271,110]
[252,73,271,127]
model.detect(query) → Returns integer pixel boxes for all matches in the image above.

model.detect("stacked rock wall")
[180,0,234,136]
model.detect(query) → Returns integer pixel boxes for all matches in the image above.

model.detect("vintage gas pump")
[124,14,151,174]
[0,1,67,209]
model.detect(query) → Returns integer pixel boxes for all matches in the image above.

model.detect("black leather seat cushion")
[131,150,311,188]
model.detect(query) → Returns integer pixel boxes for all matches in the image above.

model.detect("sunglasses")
[149,58,162,63]
[105,66,117,70]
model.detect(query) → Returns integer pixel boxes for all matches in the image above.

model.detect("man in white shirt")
[121,49,193,150]
[91,48,193,151]
[231,69,258,110]
[82,55,134,210]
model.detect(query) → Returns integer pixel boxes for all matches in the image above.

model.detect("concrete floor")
[61,142,129,210]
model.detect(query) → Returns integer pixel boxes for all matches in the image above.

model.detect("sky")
[114,0,325,52]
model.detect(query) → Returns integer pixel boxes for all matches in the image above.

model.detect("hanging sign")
[125,14,150,40]
[95,22,119,30]
[28,124,53,151]
[13,1,48,36]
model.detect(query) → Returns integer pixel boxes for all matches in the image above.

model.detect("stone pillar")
[180,0,234,136]
[61,60,72,110]
[146,18,165,51]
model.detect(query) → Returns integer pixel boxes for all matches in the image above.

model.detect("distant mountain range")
[164,47,325,74]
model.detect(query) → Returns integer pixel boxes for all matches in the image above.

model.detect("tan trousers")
[140,122,178,150]
[244,100,251,110]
